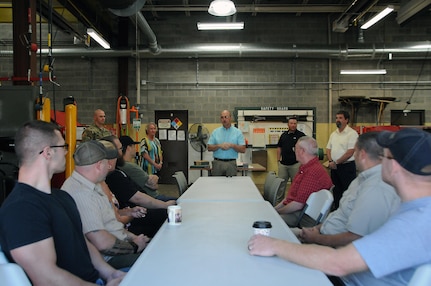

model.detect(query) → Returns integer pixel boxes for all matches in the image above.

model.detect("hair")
[14,120,61,164]
[297,136,318,156]
[288,117,298,123]
[221,110,231,116]
[145,122,157,134]
[356,131,383,161]
[336,110,350,121]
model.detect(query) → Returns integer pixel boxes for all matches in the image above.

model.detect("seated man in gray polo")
[62,140,150,270]
[118,135,177,201]
[298,132,400,247]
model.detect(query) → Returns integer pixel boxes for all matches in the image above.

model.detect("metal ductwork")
[130,12,161,55]
[107,0,146,16]
[103,0,161,54]
[1,42,429,60]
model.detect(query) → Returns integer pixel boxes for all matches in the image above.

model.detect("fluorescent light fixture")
[197,22,244,30]
[340,69,387,75]
[86,28,110,49]
[208,0,237,16]
[360,5,394,30]
[411,44,431,49]
[198,44,241,51]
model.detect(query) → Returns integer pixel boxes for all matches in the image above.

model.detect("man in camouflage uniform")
[81,109,112,142]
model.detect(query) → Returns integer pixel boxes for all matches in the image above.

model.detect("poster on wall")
[168,130,177,141]
[158,129,167,140]
[177,130,186,141]
[236,107,316,147]
[252,128,266,147]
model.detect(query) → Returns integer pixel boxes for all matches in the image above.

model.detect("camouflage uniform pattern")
[81,124,112,142]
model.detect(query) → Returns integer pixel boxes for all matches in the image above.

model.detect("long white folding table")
[120,179,332,286]
[178,176,264,202]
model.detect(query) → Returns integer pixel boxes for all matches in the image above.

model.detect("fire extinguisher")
[116,95,130,136]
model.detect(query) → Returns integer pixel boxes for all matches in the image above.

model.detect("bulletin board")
[235,107,316,148]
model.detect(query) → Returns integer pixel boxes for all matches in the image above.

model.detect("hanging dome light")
[208,0,237,17]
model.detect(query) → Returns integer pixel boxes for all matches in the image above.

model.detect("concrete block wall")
[1,15,431,127]
[1,54,430,127]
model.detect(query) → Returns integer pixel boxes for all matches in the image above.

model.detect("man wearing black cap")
[103,136,176,237]
[119,135,177,201]
[62,140,150,270]
[248,128,431,285]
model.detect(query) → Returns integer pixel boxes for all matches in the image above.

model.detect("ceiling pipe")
[1,42,430,59]
[105,0,161,55]
[130,12,161,55]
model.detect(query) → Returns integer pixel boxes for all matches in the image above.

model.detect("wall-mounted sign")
[158,119,171,129]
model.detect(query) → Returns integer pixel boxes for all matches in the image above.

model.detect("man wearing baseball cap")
[62,140,150,270]
[247,128,431,285]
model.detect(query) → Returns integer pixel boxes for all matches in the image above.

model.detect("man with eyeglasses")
[248,128,431,285]
[208,110,246,176]
[0,120,125,285]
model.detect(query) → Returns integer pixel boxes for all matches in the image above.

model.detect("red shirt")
[283,157,333,205]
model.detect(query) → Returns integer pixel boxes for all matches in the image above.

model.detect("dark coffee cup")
[253,221,272,236]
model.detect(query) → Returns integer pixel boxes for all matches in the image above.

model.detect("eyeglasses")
[220,116,230,119]
[39,144,69,154]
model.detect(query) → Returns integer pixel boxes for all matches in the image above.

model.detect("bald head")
[220,110,232,128]
[93,109,106,127]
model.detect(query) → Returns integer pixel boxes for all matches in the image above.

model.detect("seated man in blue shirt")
[248,128,431,285]
[208,110,246,176]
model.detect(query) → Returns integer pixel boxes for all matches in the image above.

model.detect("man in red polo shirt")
[274,136,333,227]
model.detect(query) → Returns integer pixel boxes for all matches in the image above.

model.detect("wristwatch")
[129,241,139,253]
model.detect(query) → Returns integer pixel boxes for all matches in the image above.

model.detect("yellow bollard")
[65,103,76,178]
[36,97,51,122]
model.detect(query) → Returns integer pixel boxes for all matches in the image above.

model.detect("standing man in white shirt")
[326,110,359,209]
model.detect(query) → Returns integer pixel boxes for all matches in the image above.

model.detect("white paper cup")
[167,205,182,225]
[253,221,272,236]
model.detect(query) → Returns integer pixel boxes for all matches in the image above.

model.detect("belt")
[214,158,236,162]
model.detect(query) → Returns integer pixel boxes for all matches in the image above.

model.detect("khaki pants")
[212,160,237,176]
[278,162,300,196]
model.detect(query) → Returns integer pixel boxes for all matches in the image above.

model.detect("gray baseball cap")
[73,140,115,166]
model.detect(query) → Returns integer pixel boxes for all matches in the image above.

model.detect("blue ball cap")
[377,128,431,176]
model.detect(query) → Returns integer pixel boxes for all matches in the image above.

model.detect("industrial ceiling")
[1,0,431,59]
